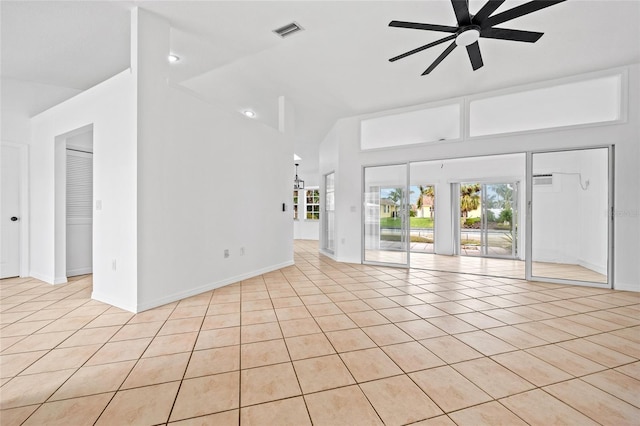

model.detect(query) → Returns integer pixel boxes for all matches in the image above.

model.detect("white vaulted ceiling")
[2,1,639,176]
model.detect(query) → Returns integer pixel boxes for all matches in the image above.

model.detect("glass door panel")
[482,183,518,258]
[461,182,519,259]
[363,164,409,266]
[528,148,610,286]
[410,185,435,254]
[459,183,482,256]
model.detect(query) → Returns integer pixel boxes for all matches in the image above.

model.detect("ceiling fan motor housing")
[456,25,481,46]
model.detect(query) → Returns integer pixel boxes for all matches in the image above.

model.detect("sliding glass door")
[527,147,612,287]
[411,184,435,254]
[481,183,518,258]
[363,164,409,267]
[459,182,519,259]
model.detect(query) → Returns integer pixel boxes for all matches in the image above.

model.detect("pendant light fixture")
[294,163,305,189]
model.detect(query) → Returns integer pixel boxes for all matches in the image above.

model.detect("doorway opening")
[55,125,94,281]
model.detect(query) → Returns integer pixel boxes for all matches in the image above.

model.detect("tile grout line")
[164,290,213,424]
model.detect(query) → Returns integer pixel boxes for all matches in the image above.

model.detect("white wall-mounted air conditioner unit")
[533,173,553,186]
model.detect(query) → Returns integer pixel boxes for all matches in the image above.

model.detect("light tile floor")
[1,240,638,425]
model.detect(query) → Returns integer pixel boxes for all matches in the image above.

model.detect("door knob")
[10,217,18,221]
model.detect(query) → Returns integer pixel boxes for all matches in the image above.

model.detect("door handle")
[10,217,18,221]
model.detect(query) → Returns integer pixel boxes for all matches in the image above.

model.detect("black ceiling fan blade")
[484,0,566,27]
[451,0,472,26]
[389,34,457,62]
[422,41,457,75]
[466,42,483,70]
[481,27,543,43]
[472,0,506,25]
[389,20,459,33]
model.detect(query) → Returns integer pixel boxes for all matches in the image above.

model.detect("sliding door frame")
[361,162,411,268]
[525,145,614,288]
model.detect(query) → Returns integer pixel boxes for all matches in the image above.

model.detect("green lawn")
[380,217,434,228]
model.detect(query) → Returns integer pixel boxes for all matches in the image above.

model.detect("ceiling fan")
[389,0,567,75]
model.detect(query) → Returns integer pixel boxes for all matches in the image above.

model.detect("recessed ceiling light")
[168,54,180,63]
[243,110,256,118]
[294,154,302,161]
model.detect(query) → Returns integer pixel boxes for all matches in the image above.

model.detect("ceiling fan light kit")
[389,0,567,75]
[455,27,481,47]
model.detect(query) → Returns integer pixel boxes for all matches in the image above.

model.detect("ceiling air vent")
[273,22,304,38]
[533,174,554,186]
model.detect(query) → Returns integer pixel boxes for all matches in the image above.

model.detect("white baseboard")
[577,259,607,276]
[29,271,53,284]
[337,255,362,265]
[319,249,336,261]
[135,260,295,313]
[67,267,92,277]
[29,271,67,285]
[614,281,640,292]
[92,291,137,313]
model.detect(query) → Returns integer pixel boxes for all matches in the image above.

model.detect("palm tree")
[387,188,403,206]
[495,184,513,210]
[416,185,434,210]
[460,183,481,218]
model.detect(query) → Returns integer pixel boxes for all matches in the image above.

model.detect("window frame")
[305,188,320,221]
[293,190,299,220]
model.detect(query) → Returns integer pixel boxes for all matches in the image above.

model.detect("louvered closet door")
[66,150,93,276]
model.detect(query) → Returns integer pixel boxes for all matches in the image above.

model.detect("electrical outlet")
[240,247,245,256]
[112,259,117,271]
[224,249,230,258]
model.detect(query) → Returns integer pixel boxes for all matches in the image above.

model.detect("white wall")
[1,110,31,145]
[319,125,339,256]
[30,70,138,309]
[531,148,609,275]
[133,9,294,311]
[578,149,609,274]
[320,65,640,291]
[27,8,295,312]
[532,152,583,265]
[294,220,320,240]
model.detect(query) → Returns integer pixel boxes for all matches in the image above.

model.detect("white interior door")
[66,149,93,277]
[1,144,21,278]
